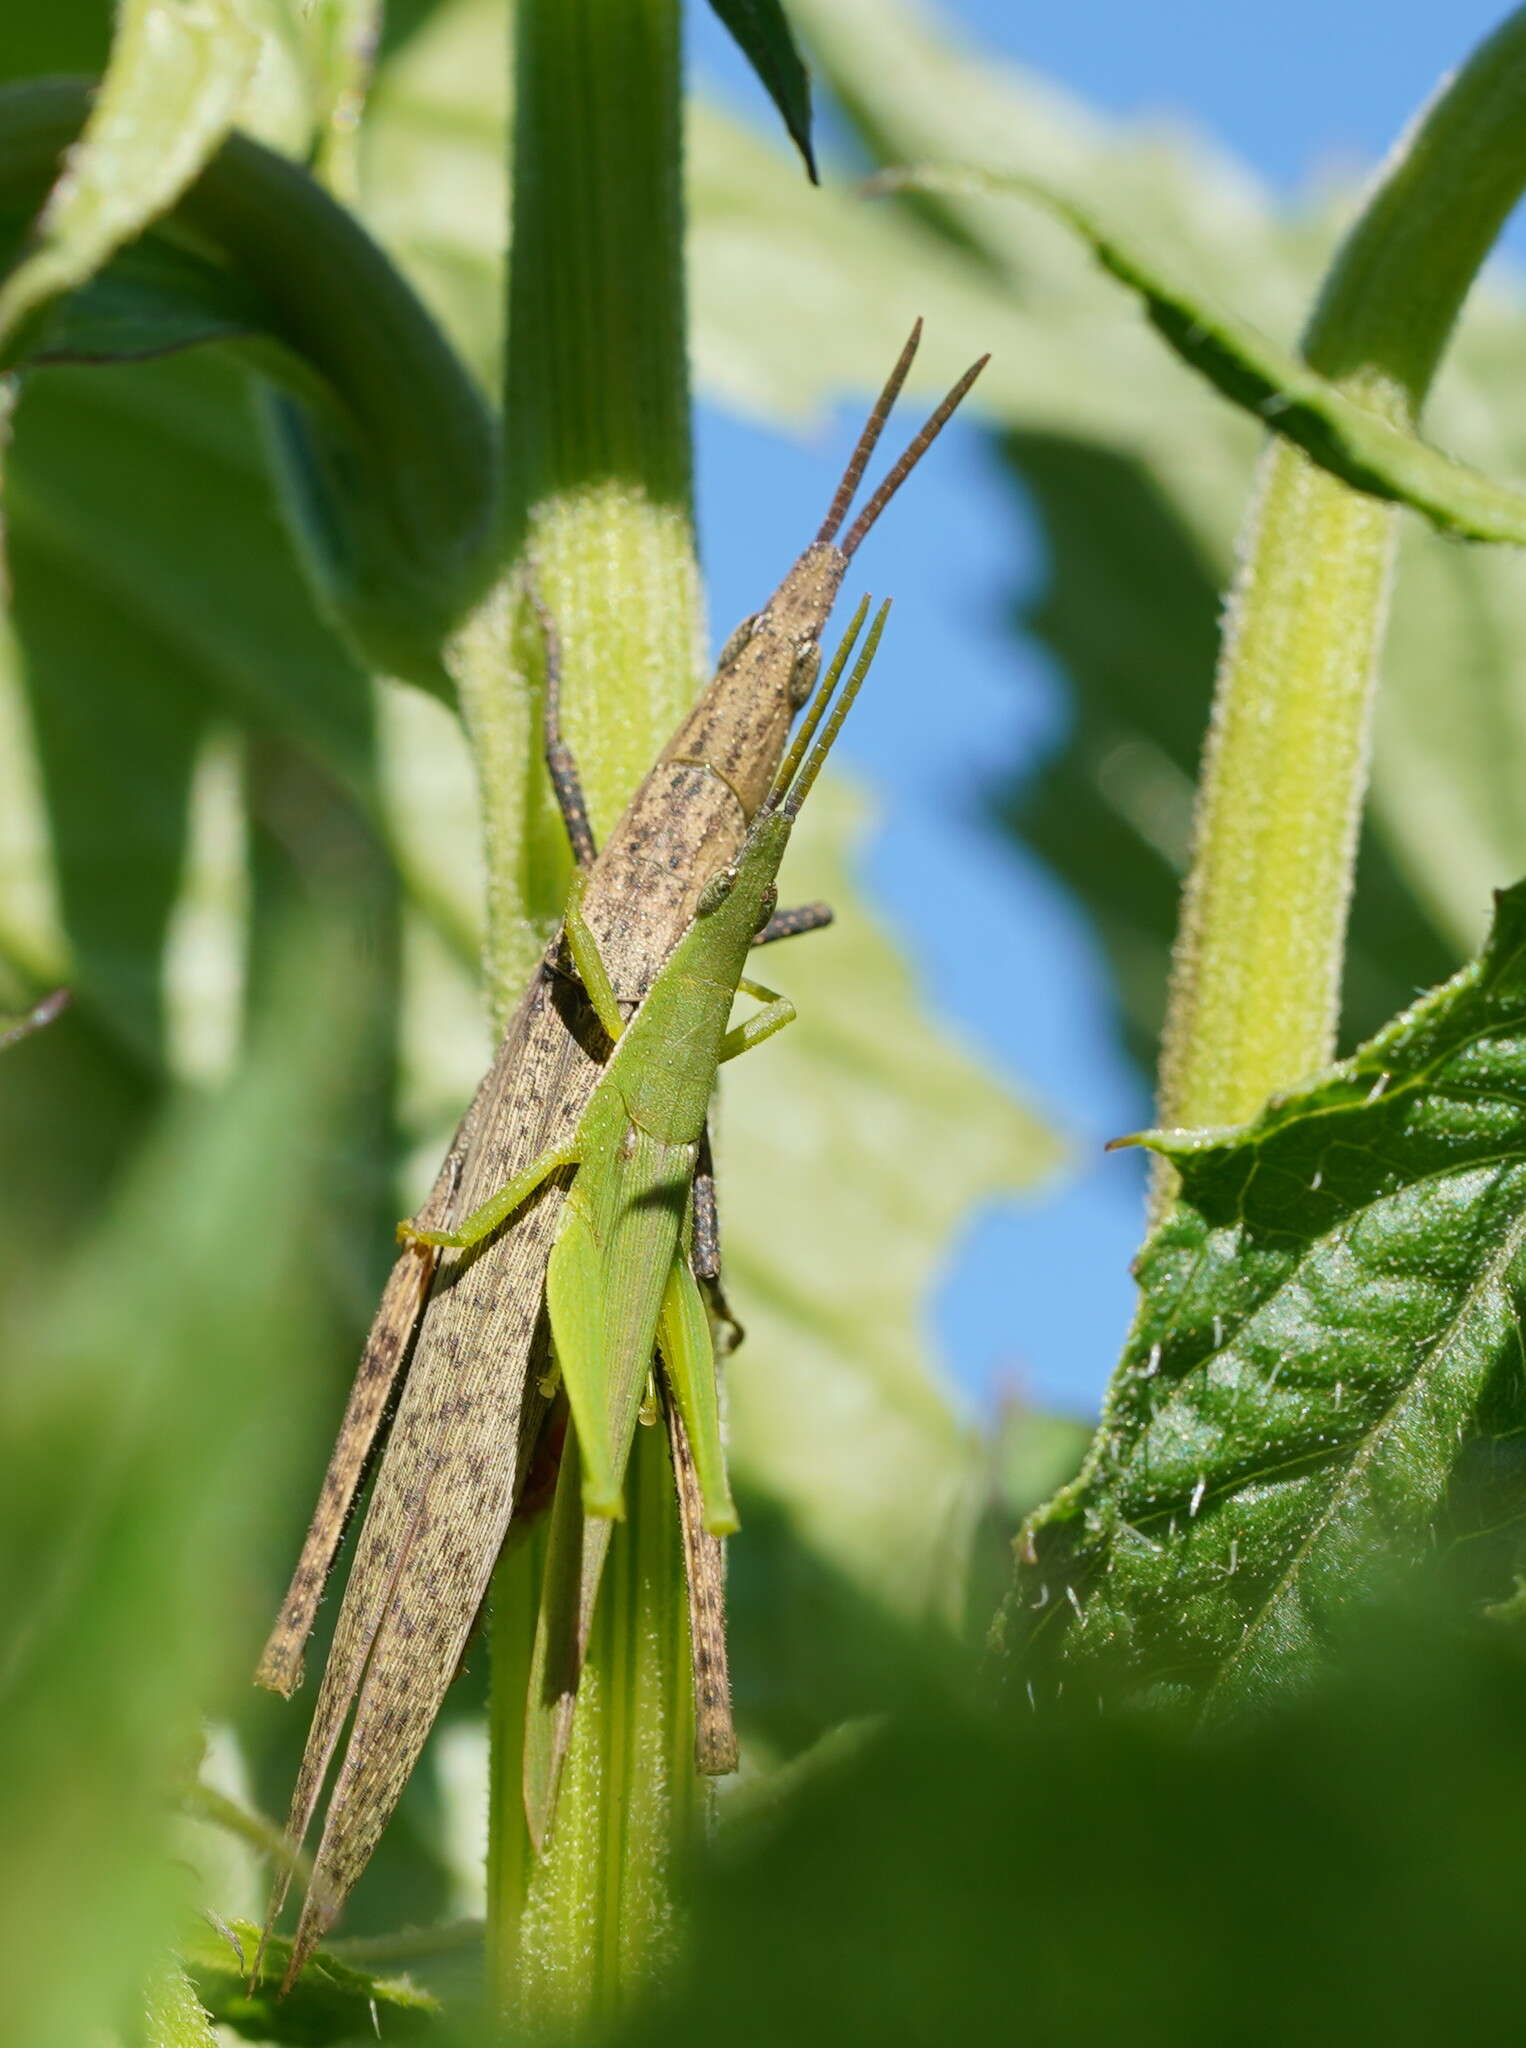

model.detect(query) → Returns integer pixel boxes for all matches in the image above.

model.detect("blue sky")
[687,1,1525,1416]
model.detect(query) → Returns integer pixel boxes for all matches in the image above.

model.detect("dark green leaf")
[999,883,1526,1710]
[14,234,268,365]
[5,349,379,1074]
[709,0,817,182]
[622,1617,1526,2048]
[0,79,499,690]
[182,1918,440,2043]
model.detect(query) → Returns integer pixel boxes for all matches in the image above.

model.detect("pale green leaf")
[0,0,262,351]
[878,161,1526,547]
[705,0,1526,1058]
[144,1962,219,2048]
[720,781,1057,1628]
[4,350,376,1074]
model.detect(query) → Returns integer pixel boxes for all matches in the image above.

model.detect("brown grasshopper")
[255,324,986,1982]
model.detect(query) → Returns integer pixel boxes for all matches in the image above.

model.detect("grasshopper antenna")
[815,321,923,547]
[841,353,989,560]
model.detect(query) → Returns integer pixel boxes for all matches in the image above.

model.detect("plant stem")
[464,0,704,2031]
[450,0,701,1033]
[490,1424,696,2036]
[1156,5,1526,1165]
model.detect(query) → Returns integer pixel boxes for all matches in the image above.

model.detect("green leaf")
[708,0,817,182]
[998,883,1526,1710]
[8,231,271,364]
[0,0,261,352]
[181,1917,440,2043]
[878,162,1526,548]
[614,1619,1526,2048]
[0,80,500,690]
[0,926,358,2048]
[145,1961,220,2048]
[4,349,377,1074]
[696,0,1526,1061]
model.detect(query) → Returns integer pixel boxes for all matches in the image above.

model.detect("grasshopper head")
[694,601,888,939]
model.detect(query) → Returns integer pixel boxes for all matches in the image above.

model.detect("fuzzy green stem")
[1157,6,1526,1161]
[469,0,704,2031]
[450,0,702,1032]
[490,1426,696,2036]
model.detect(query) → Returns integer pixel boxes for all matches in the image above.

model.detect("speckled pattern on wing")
[263,334,985,1982]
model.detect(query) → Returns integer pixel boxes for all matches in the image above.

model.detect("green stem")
[490,1425,696,2036]
[450,0,701,1032]
[1156,6,1526,1160]
[465,0,703,2030]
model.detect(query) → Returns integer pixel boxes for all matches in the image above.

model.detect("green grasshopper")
[257,329,984,1985]
[404,602,887,1834]
[402,610,884,1515]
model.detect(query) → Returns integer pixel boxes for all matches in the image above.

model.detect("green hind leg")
[544,1190,624,1518]
[657,1250,737,1536]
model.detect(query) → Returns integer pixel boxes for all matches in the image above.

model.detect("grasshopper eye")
[697,868,736,916]
[717,612,760,669]
[789,637,820,707]
[754,885,778,936]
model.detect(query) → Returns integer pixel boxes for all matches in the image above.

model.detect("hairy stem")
[450,0,701,1032]
[1157,5,1526,1167]
[471,0,703,2030]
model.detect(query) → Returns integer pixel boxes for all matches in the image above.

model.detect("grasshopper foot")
[396,1219,456,1249]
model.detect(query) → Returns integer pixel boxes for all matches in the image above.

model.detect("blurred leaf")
[991,1395,1090,1523]
[708,0,817,182]
[12,233,272,365]
[0,925,356,2048]
[5,350,376,1074]
[0,0,261,354]
[1002,429,1457,1067]
[878,162,1526,545]
[0,984,68,1051]
[0,81,499,688]
[622,1612,1526,2048]
[691,0,1526,1066]
[1000,883,1526,1710]
[0,0,113,87]
[182,1917,440,2042]
[721,783,1057,1634]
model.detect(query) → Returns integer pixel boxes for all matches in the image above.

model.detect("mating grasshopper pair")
[256,326,986,1985]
